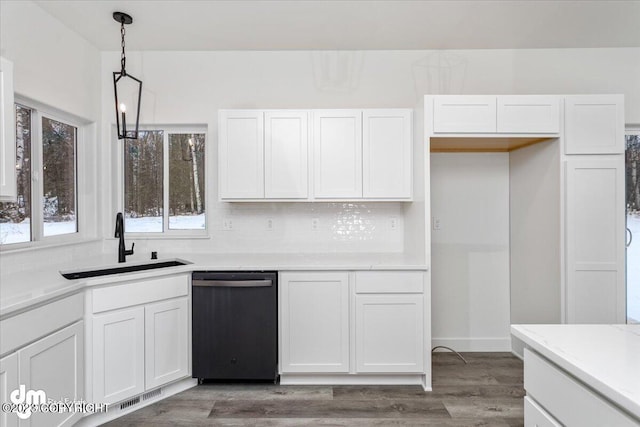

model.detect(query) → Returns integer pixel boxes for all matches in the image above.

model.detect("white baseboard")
[280,374,424,387]
[76,377,197,427]
[431,336,512,352]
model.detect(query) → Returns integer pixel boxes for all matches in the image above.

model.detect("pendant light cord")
[120,20,126,75]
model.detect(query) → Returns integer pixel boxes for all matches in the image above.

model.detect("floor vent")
[143,388,162,401]
[119,396,140,411]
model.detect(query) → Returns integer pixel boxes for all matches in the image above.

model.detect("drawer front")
[92,274,189,313]
[0,293,83,356]
[355,271,424,294]
[524,349,638,427]
[524,396,561,427]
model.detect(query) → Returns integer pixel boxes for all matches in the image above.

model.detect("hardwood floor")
[104,352,524,426]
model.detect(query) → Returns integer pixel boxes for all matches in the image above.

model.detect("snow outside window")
[0,104,80,245]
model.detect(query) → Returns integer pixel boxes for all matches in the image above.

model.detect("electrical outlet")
[223,218,233,230]
[266,218,273,231]
[432,217,442,231]
[311,218,319,231]
[389,217,398,231]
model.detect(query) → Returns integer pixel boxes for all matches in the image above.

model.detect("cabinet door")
[0,57,16,202]
[145,298,189,390]
[219,110,264,199]
[264,110,308,199]
[18,321,84,427]
[565,95,624,154]
[497,95,560,133]
[313,110,362,198]
[93,307,145,404]
[0,353,18,427]
[280,272,350,373]
[363,109,412,199]
[355,294,423,373]
[524,397,561,427]
[432,95,496,133]
[566,159,626,323]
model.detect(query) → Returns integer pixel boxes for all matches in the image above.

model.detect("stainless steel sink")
[60,259,190,280]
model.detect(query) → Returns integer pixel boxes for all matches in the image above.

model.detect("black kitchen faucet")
[114,212,134,263]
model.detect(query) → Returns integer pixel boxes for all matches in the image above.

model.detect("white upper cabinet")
[432,95,497,133]
[362,109,412,199]
[219,108,413,201]
[0,57,16,202]
[565,95,624,154]
[497,95,560,133]
[313,110,363,198]
[264,111,309,199]
[219,110,264,199]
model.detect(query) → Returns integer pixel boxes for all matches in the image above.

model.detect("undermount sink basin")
[60,259,189,280]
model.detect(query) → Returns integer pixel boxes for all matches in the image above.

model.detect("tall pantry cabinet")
[426,94,626,325]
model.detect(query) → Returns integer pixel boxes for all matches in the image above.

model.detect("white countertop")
[0,252,427,317]
[511,324,640,421]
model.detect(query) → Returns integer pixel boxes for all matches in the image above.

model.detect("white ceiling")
[33,0,640,51]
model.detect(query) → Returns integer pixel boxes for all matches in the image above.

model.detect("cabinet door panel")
[145,298,189,389]
[356,294,423,373]
[497,95,560,133]
[566,159,625,323]
[265,111,308,199]
[93,307,145,404]
[18,321,84,427]
[0,353,18,427]
[363,109,412,199]
[433,96,496,133]
[565,95,624,154]
[280,272,349,373]
[219,110,264,199]
[0,57,16,202]
[524,396,561,427]
[313,110,362,198]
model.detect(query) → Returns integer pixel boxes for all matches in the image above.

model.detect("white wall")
[510,140,561,324]
[0,1,102,276]
[99,48,640,257]
[430,153,511,351]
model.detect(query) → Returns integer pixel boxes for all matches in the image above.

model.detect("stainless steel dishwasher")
[191,271,278,383]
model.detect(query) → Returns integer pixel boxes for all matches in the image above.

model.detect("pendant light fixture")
[112,11,142,140]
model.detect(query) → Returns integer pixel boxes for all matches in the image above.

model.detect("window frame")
[116,125,208,238]
[0,97,87,249]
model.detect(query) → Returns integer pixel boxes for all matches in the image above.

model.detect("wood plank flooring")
[104,352,524,426]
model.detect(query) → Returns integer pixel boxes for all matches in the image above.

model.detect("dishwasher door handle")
[193,279,273,288]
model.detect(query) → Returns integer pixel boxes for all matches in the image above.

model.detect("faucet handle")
[125,242,135,256]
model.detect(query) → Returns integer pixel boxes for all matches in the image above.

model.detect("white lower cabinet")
[524,348,638,426]
[355,294,423,373]
[91,274,190,406]
[92,307,145,405]
[280,272,350,373]
[92,296,190,405]
[279,270,427,381]
[524,396,561,427]
[0,322,84,427]
[18,321,84,427]
[0,353,19,427]
[144,298,189,389]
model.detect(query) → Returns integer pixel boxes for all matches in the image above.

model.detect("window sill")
[117,233,211,240]
[0,237,102,254]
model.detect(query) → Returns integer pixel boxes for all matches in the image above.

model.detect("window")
[0,103,79,245]
[123,128,206,234]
